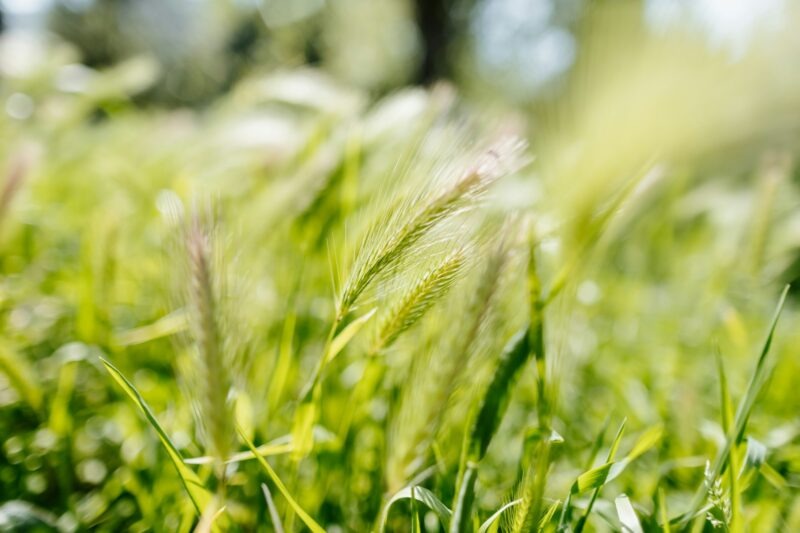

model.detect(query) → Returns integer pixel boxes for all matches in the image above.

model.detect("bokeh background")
[1,1,800,532]
[3,0,789,105]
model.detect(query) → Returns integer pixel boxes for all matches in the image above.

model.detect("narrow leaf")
[185,426,338,465]
[450,466,478,533]
[572,462,614,494]
[112,309,189,347]
[575,422,663,533]
[758,462,788,491]
[380,486,452,533]
[477,499,523,533]
[658,488,670,533]
[262,484,285,533]
[411,486,421,533]
[238,426,325,533]
[537,499,561,531]
[678,285,789,526]
[100,357,211,513]
[452,328,530,533]
[291,398,317,461]
[328,308,377,364]
[615,494,643,533]
[467,328,531,460]
[0,342,43,413]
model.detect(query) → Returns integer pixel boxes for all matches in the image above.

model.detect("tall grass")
[1,19,799,531]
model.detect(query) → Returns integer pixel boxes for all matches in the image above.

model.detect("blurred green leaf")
[100,357,212,514]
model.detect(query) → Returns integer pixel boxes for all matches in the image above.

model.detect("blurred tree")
[321,0,421,91]
[42,0,585,104]
[49,0,129,68]
[48,0,240,105]
[413,0,452,82]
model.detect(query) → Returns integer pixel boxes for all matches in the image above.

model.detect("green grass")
[1,44,800,533]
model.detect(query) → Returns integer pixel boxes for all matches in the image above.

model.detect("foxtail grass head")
[337,137,527,321]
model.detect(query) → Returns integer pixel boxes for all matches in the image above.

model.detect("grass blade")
[0,342,43,413]
[380,485,453,533]
[510,235,551,533]
[717,351,742,532]
[261,483,285,533]
[477,499,523,533]
[615,494,643,533]
[185,443,293,465]
[328,307,376,364]
[112,310,189,347]
[568,423,662,532]
[537,499,561,531]
[449,466,478,533]
[268,310,297,413]
[194,498,226,533]
[657,488,670,533]
[573,462,615,495]
[677,285,789,527]
[237,425,325,533]
[574,419,627,533]
[466,328,531,460]
[100,357,212,514]
[584,417,611,470]
[740,436,767,478]
[411,486,421,533]
[451,328,530,532]
[294,308,376,460]
[758,461,788,491]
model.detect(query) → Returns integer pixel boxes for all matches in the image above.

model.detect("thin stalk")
[574,420,627,533]
[677,285,789,527]
[511,232,550,532]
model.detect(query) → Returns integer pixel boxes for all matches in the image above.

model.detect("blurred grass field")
[1,1,800,532]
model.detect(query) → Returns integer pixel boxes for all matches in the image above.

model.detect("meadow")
[1,9,800,533]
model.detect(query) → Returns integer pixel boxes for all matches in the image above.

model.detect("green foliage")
[238,426,324,533]
[380,486,452,532]
[1,30,800,533]
[451,328,530,532]
[100,358,212,514]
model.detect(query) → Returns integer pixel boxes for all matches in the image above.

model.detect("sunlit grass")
[1,6,800,532]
